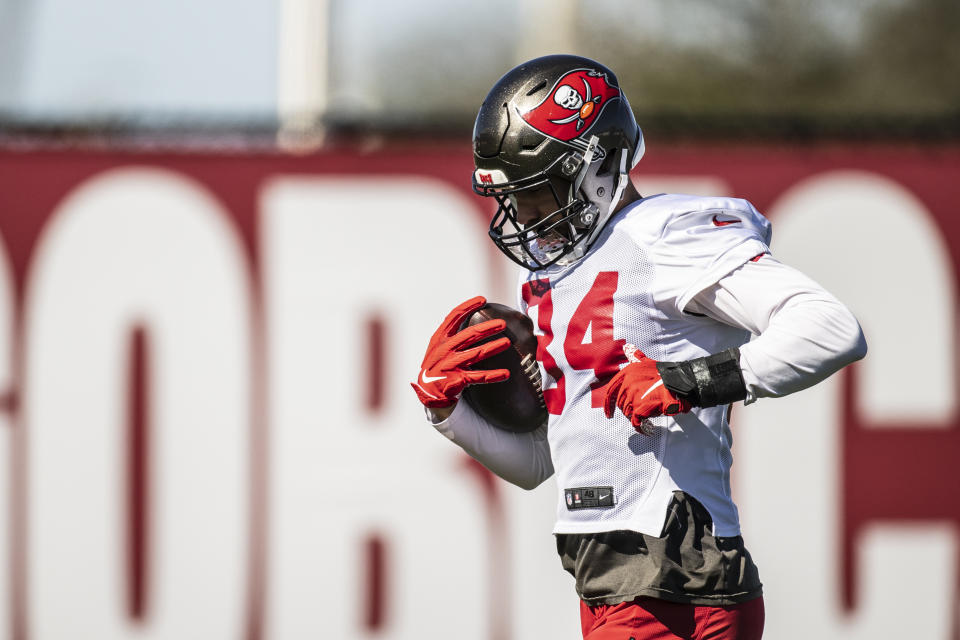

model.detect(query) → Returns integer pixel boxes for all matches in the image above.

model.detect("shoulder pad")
[616,193,772,246]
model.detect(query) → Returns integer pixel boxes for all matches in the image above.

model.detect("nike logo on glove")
[640,379,664,400]
[420,370,446,384]
[712,214,741,227]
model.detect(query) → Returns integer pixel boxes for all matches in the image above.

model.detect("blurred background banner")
[0,1,958,639]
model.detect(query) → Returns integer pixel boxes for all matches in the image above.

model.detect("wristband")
[656,348,747,407]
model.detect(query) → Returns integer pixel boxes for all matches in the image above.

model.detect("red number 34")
[521,271,627,414]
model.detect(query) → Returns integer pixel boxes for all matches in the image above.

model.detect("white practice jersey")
[519,193,772,537]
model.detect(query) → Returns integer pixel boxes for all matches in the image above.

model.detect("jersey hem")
[552,520,743,538]
[579,586,764,607]
[553,521,664,536]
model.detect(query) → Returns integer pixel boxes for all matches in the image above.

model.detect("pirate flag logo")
[519,68,621,154]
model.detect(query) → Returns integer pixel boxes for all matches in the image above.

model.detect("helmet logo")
[554,85,584,111]
[521,69,620,143]
[473,168,511,187]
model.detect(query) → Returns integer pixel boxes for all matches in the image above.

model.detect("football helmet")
[472,54,644,270]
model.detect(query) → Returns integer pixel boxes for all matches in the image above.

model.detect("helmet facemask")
[488,186,595,270]
[475,136,631,271]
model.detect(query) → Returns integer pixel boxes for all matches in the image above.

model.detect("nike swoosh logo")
[420,370,446,384]
[640,379,664,400]
[712,214,741,227]
[412,381,445,401]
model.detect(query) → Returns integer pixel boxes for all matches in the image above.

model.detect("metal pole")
[515,0,579,64]
[0,0,32,113]
[277,0,329,150]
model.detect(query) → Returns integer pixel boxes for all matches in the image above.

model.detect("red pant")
[580,596,764,640]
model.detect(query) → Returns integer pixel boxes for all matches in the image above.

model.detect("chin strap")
[655,348,747,407]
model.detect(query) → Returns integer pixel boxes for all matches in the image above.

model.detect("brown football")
[460,303,548,433]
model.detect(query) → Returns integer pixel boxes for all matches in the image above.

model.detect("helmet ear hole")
[596,148,618,177]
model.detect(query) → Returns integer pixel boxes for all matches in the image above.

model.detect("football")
[460,303,548,433]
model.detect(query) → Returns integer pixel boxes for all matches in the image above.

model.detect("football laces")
[520,353,547,410]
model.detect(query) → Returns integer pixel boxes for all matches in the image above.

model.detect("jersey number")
[521,272,627,414]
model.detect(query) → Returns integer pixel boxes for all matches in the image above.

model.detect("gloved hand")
[411,296,512,408]
[603,344,692,431]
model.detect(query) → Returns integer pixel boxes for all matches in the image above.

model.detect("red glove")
[603,344,692,431]
[411,296,512,408]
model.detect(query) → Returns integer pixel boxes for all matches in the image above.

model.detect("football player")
[412,54,866,640]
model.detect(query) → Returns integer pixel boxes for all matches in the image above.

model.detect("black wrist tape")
[655,348,747,408]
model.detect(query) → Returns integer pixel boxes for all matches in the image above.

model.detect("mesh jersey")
[518,193,772,537]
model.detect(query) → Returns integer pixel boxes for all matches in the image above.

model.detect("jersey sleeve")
[427,401,554,490]
[688,254,868,404]
[647,198,772,316]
